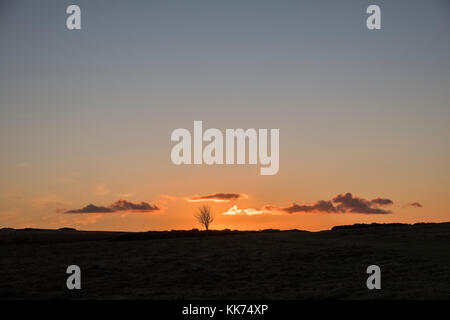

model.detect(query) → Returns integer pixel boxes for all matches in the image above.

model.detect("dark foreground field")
[1,223,449,299]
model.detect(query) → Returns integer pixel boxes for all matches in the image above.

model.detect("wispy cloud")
[1,191,24,200]
[93,184,110,196]
[187,193,248,202]
[117,192,136,198]
[32,194,71,209]
[160,194,178,201]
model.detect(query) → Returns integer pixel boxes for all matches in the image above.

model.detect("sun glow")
[222,205,277,216]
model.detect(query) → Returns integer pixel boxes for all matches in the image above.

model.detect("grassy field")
[0,223,449,299]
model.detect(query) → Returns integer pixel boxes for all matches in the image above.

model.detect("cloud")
[407,202,423,208]
[371,198,393,206]
[65,200,160,214]
[222,193,393,216]
[222,205,275,216]
[32,194,71,209]
[187,193,248,202]
[109,200,159,212]
[332,193,391,214]
[93,184,110,196]
[281,200,338,213]
[66,204,113,214]
[1,191,24,200]
[117,192,136,198]
[59,172,86,184]
[160,194,178,201]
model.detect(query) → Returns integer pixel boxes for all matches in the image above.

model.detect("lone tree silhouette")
[195,205,214,230]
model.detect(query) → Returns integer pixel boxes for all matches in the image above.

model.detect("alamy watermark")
[366,265,381,290]
[66,265,81,290]
[170,121,279,175]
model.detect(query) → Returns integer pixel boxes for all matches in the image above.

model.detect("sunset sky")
[1,0,449,231]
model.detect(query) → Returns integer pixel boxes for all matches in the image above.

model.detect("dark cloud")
[110,200,159,212]
[408,202,423,208]
[65,200,160,214]
[188,193,248,202]
[282,200,338,213]
[275,193,392,215]
[66,204,113,214]
[371,198,393,206]
[333,193,391,214]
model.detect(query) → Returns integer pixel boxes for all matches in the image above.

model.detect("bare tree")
[195,205,214,230]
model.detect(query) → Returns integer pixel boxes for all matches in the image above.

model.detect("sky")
[0,0,449,231]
